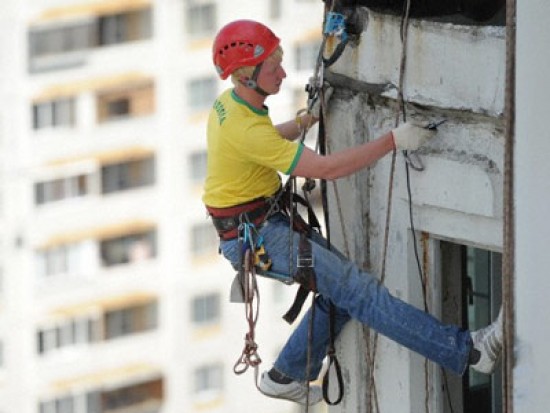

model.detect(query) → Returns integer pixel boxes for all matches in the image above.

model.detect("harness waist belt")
[206,198,273,240]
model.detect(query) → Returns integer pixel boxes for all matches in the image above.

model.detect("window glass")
[191,223,218,256]
[295,41,321,71]
[96,82,154,122]
[29,23,92,58]
[107,98,130,117]
[189,151,207,184]
[187,77,217,111]
[104,301,158,339]
[192,293,220,325]
[186,3,216,36]
[101,157,155,194]
[100,230,156,267]
[98,14,125,45]
[35,174,88,205]
[194,363,223,394]
[56,396,74,413]
[440,242,502,413]
[270,0,283,19]
[32,98,75,130]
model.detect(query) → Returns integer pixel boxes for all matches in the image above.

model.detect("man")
[203,19,503,405]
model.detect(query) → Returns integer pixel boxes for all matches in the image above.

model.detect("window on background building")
[32,97,75,130]
[440,242,502,413]
[37,245,69,277]
[36,242,90,279]
[186,3,216,37]
[104,301,158,340]
[192,293,220,326]
[107,98,131,117]
[34,174,88,205]
[270,0,283,19]
[36,299,158,356]
[100,378,164,411]
[96,81,155,123]
[187,77,217,112]
[190,223,218,257]
[295,40,321,71]
[101,156,155,194]
[39,395,74,413]
[97,8,153,46]
[194,363,223,396]
[40,378,163,413]
[100,229,156,267]
[293,86,308,113]
[37,317,100,355]
[28,7,152,73]
[189,150,207,184]
[29,23,92,57]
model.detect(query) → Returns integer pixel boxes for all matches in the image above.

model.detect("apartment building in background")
[0,1,325,412]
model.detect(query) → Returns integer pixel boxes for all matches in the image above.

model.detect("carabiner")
[403,151,425,172]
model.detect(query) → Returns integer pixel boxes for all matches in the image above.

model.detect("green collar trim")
[231,89,268,116]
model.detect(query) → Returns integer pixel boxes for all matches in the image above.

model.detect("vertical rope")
[503,0,516,411]
[366,2,412,412]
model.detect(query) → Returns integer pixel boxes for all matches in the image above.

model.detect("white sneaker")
[259,371,323,405]
[471,308,504,374]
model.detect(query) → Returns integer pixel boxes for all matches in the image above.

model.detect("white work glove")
[391,121,436,151]
[310,83,334,119]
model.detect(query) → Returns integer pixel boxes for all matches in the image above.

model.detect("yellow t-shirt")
[203,89,303,208]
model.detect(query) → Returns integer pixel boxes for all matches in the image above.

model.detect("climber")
[203,19,504,405]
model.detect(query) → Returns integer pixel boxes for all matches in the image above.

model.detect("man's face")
[256,56,287,95]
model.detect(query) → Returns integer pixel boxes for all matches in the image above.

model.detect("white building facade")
[320,1,549,413]
[0,1,325,413]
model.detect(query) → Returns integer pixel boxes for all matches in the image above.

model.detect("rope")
[233,249,263,386]
[301,2,349,408]
[503,0,516,411]
[366,2,411,411]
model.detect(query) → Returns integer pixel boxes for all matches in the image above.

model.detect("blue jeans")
[220,213,472,381]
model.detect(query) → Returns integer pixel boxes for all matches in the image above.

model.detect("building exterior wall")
[515,1,550,411]
[324,8,506,413]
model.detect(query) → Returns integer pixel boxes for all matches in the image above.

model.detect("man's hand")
[391,122,437,151]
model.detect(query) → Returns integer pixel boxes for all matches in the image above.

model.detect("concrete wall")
[514,1,550,411]
[324,10,506,413]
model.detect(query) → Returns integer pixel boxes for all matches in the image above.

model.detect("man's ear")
[240,77,257,89]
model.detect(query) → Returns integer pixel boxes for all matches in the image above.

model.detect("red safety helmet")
[212,20,281,80]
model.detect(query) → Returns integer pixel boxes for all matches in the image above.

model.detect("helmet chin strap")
[243,63,270,96]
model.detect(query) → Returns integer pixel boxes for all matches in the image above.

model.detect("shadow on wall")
[337,0,505,25]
